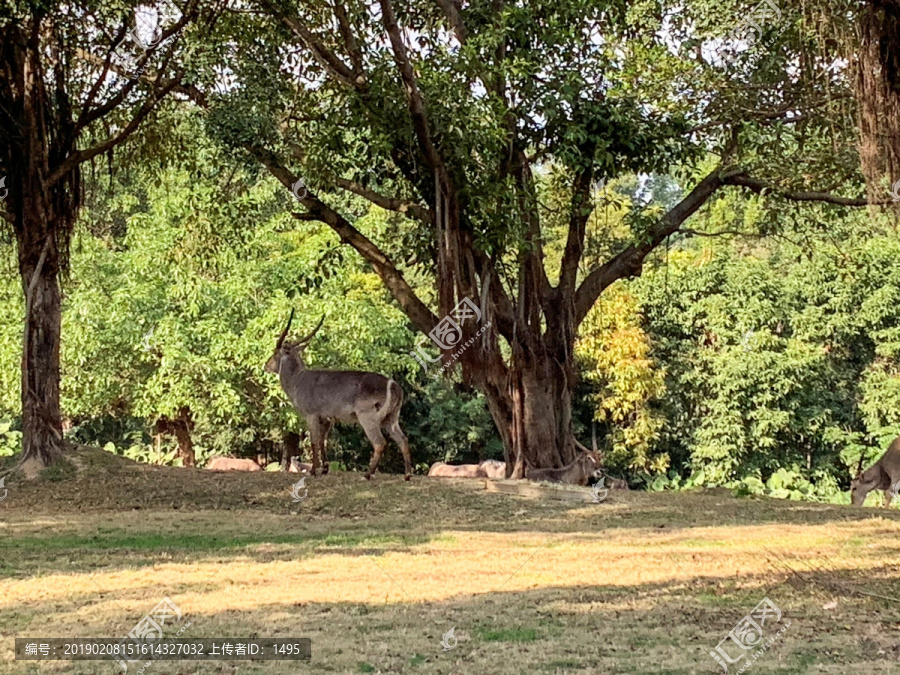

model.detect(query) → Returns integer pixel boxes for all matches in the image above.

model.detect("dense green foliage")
[0,125,502,470]
[4,157,900,498]
[622,205,899,500]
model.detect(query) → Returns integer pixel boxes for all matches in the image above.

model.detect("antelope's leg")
[321,420,333,474]
[309,416,325,477]
[886,491,894,508]
[386,419,411,481]
[361,416,387,480]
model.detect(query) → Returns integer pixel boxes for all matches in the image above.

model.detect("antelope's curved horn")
[276,309,295,348]
[297,314,325,345]
[855,451,866,478]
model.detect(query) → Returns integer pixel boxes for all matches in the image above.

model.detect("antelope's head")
[850,474,865,506]
[850,471,872,506]
[265,310,325,374]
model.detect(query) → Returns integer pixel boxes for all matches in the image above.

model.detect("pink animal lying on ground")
[428,462,487,478]
[479,459,507,479]
[206,457,262,471]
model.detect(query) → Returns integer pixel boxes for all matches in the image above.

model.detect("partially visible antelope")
[525,450,603,486]
[428,462,487,478]
[265,310,412,480]
[206,457,262,471]
[288,458,313,474]
[479,459,507,479]
[851,436,900,506]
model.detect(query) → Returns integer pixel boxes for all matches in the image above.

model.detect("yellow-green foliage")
[577,284,667,472]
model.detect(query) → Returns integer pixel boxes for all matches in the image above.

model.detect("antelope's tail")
[384,379,403,422]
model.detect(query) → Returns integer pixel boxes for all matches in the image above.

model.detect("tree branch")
[574,166,892,325]
[333,177,432,223]
[77,24,128,125]
[175,81,438,335]
[557,154,596,299]
[267,2,362,88]
[723,172,890,206]
[434,0,467,44]
[681,227,764,238]
[250,145,438,335]
[333,2,364,75]
[378,0,451,193]
[77,4,195,130]
[48,77,180,186]
[574,167,733,325]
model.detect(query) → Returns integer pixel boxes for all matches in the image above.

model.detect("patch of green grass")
[78,449,126,469]
[0,530,427,555]
[475,626,539,642]
[357,662,376,673]
[409,653,426,666]
[319,532,425,547]
[696,591,757,608]
[677,538,732,547]
[540,659,581,671]
[430,534,459,545]
[791,652,818,669]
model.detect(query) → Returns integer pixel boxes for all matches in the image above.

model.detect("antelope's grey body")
[266,311,412,480]
[851,436,900,506]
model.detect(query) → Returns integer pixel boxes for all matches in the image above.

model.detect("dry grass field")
[2,447,900,674]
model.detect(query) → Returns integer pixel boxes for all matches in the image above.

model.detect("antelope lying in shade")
[428,462,487,478]
[525,450,603,486]
[851,436,900,506]
[206,457,262,471]
[605,476,629,490]
[479,459,507,479]
[266,311,412,480]
[288,458,313,474]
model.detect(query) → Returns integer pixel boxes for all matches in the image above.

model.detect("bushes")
[624,226,900,497]
[0,419,21,458]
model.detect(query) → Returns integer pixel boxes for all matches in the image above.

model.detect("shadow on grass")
[4,566,897,674]
[2,461,894,532]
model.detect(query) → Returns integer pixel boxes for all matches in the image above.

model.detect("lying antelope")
[605,476,629,490]
[851,436,900,506]
[428,462,487,478]
[479,459,507,479]
[525,450,603,486]
[288,458,313,474]
[266,311,412,480]
[206,457,262,471]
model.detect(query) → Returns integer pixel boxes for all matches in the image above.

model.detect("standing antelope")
[265,310,412,480]
[851,436,900,506]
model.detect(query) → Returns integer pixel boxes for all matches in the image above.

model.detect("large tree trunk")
[2,9,188,468]
[855,0,900,197]
[154,408,196,467]
[2,20,79,467]
[479,335,578,477]
[171,408,195,468]
[18,228,65,466]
